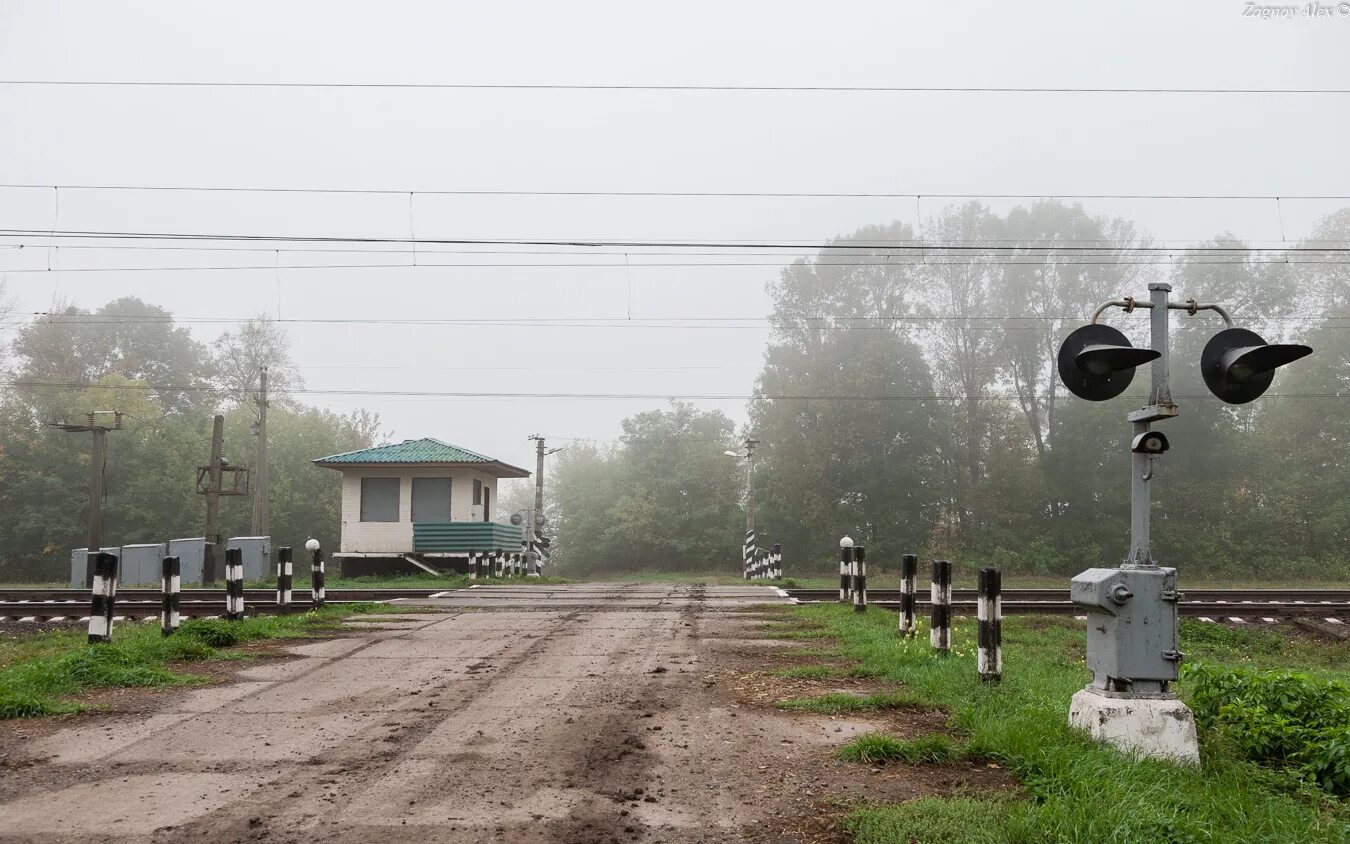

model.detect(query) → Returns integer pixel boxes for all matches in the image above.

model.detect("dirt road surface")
[0,584,986,843]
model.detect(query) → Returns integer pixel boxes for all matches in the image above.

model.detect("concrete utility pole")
[53,411,123,587]
[524,435,561,572]
[203,414,225,585]
[251,366,270,537]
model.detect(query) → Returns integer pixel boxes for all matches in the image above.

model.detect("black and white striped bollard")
[161,555,181,636]
[898,553,917,637]
[87,551,118,644]
[276,546,293,608]
[771,543,782,580]
[977,567,1002,683]
[839,537,853,601]
[744,530,756,580]
[852,545,868,612]
[225,547,245,621]
[468,548,479,580]
[306,539,325,608]
[930,559,951,654]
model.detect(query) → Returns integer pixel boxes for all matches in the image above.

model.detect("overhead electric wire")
[4,227,1350,254]
[4,380,1344,402]
[2,80,1347,94]
[8,258,1350,274]
[3,182,1348,201]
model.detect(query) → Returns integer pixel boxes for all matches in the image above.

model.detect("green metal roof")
[313,438,529,476]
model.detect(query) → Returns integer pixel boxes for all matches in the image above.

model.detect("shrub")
[1185,663,1350,795]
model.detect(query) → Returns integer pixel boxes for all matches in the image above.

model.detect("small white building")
[314,438,530,575]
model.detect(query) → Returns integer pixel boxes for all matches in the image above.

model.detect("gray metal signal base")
[1069,282,1200,764]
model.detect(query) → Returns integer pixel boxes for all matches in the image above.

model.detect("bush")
[1185,663,1350,795]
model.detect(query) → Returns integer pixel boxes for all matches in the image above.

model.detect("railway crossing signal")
[1200,327,1312,404]
[1056,282,1311,764]
[1057,323,1160,401]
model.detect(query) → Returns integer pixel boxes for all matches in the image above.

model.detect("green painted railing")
[412,522,524,553]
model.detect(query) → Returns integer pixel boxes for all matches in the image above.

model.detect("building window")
[360,477,400,522]
[473,479,482,505]
[412,477,452,523]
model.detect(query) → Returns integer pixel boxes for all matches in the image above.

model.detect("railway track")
[0,588,444,622]
[783,587,1350,621]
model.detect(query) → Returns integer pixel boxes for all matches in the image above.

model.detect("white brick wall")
[336,466,501,553]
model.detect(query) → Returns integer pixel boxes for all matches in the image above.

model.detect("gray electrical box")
[167,537,207,586]
[227,536,271,582]
[69,547,121,587]
[119,543,167,586]
[1070,567,1182,694]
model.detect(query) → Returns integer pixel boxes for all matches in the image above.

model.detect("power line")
[2,80,1347,94]
[7,313,1340,328]
[9,258,1350,274]
[4,380,1345,402]
[5,227,1350,253]
[3,182,1348,201]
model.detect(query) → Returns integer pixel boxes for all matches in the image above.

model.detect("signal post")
[1057,282,1310,764]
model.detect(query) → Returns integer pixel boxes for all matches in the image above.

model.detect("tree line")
[548,201,1350,580]
[0,298,377,581]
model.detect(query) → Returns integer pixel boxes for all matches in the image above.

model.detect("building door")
[483,486,491,522]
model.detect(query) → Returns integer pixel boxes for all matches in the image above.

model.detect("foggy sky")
[1,1,1347,483]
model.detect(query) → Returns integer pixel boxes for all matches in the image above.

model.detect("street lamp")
[726,438,760,578]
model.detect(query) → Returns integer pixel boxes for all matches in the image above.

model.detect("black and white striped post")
[305,539,325,608]
[87,551,118,644]
[852,545,868,612]
[977,567,1003,683]
[930,559,952,654]
[161,555,181,636]
[898,553,918,637]
[743,530,756,580]
[771,543,782,580]
[468,548,479,580]
[224,547,245,621]
[839,536,853,601]
[276,546,293,608]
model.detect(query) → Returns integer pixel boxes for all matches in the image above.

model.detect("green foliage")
[776,691,926,714]
[1185,663,1350,795]
[795,604,1350,842]
[838,732,966,764]
[550,403,745,575]
[0,303,378,582]
[844,796,1015,844]
[0,603,382,718]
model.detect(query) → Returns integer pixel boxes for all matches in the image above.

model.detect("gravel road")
[0,583,981,843]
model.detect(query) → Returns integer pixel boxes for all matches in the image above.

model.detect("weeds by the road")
[0,603,385,719]
[838,732,968,765]
[787,604,1350,843]
[778,691,927,715]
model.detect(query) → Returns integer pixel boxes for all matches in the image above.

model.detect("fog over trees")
[549,202,1350,579]
[1,202,1346,582]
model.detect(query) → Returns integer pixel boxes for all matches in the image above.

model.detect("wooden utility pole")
[203,415,224,584]
[53,411,123,587]
[251,365,270,536]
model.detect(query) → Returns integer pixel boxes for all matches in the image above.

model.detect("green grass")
[777,691,928,715]
[845,796,1017,844]
[0,603,385,719]
[789,604,1350,842]
[838,732,968,764]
